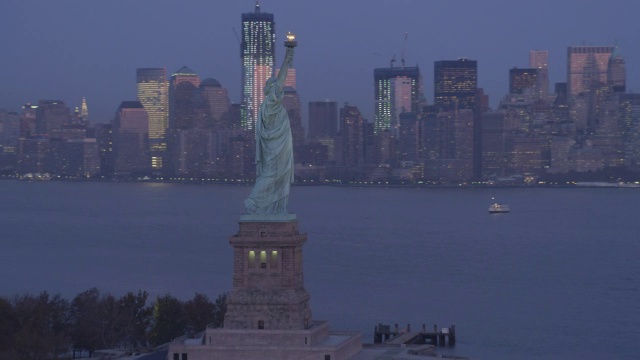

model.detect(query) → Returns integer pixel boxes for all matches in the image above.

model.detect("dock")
[373,323,456,347]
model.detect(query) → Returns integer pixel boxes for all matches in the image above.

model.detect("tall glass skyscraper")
[241,1,275,133]
[373,66,422,136]
[434,59,478,111]
[136,68,168,170]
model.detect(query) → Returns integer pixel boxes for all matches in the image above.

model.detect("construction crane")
[400,32,408,68]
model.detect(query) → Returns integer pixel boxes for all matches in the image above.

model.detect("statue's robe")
[244,81,294,215]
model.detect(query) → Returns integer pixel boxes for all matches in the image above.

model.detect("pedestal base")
[168,321,362,360]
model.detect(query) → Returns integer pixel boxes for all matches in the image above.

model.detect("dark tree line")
[0,289,227,360]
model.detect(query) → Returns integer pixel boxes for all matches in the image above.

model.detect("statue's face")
[264,77,282,98]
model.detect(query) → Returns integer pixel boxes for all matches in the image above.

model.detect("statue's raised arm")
[276,47,294,87]
[243,35,297,220]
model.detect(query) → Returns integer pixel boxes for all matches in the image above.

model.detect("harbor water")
[1,181,639,359]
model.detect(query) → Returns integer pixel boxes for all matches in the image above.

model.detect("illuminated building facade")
[509,68,538,95]
[80,97,89,122]
[567,46,614,97]
[241,2,275,133]
[373,66,422,135]
[434,59,477,111]
[136,68,168,170]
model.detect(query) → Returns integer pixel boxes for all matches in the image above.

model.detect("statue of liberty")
[244,34,297,218]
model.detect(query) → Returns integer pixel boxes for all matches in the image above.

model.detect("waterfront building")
[112,101,150,176]
[95,123,114,177]
[423,109,474,181]
[65,138,100,177]
[338,104,365,168]
[308,100,338,140]
[174,129,215,177]
[373,66,423,136]
[508,136,546,177]
[241,1,275,133]
[17,137,49,174]
[481,111,508,178]
[136,68,169,170]
[434,59,477,111]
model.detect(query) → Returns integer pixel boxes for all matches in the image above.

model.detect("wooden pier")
[373,323,456,346]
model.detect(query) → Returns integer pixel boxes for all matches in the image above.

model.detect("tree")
[184,293,215,333]
[148,294,186,346]
[0,297,18,360]
[70,288,102,357]
[211,292,227,328]
[97,293,121,349]
[12,292,71,360]
[116,291,150,351]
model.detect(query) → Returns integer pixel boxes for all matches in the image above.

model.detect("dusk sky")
[2,0,639,125]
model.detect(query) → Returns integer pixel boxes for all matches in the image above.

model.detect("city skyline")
[1,0,639,125]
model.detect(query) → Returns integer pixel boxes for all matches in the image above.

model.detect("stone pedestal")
[168,218,362,360]
[225,220,312,331]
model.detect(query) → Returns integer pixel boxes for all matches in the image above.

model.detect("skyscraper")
[509,68,538,95]
[80,97,89,122]
[529,50,548,70]
[35,100,71,138]
[308,100,338,139]
[373,66,422,135]
[529,50,549,99]
[434,59,477,111]
[241,1,275,132]
[136,67,168,170]
[339,104,365,167]
[282,86,305,150]
[567,46,614,97]
[169,66,200,130]
[608,47,626,92]
[196,78,231,130]
[113,101,150,175]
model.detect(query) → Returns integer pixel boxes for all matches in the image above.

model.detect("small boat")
[488,198,510,213]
